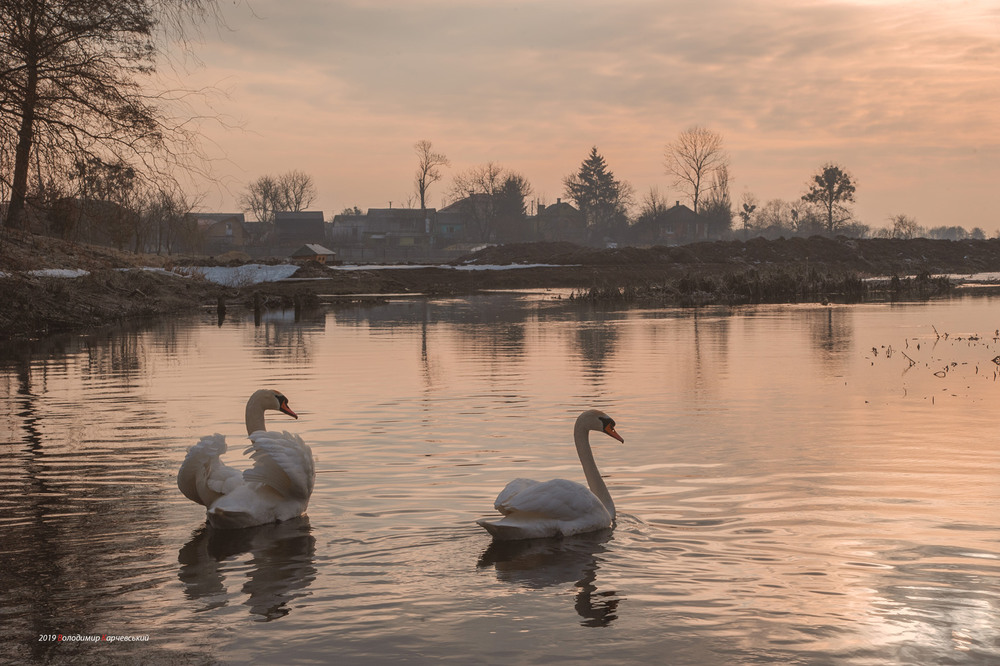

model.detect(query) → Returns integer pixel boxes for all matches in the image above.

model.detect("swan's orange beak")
[279,403,298,419]
[604,424,624,443]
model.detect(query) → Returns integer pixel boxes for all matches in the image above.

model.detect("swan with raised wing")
[178,389,315,529]
[477,409,624,540]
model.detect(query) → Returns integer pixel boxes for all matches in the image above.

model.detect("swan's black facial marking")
[598,415,624,443]
[275,392,298,419]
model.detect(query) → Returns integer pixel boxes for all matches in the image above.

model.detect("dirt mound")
[0,230,168,272]
[0,268,225,339]
[455,236,1000,275]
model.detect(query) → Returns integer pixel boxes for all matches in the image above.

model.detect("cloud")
[181,0,1000,229]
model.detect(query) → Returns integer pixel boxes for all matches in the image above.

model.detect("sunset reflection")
[178,517,317,621]
[478,531,621,628]
[1,293,997,664]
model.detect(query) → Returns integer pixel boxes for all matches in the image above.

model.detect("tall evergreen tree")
[563,147,633,242]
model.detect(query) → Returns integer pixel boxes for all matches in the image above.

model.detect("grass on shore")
[570,267,953,306]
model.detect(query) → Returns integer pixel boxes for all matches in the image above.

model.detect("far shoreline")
[4,232,1000,341]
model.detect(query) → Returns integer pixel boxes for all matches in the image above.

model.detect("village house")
[189,213,247,254]
[436,198,481,245]
[330,207,438,247]
[275,211,326,246]
[534,198,587,243]
[630,201,719,246]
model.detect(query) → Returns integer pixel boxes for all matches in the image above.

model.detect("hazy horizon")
[171,0,1000,234]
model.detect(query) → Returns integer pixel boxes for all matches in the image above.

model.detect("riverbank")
[4,231,1000,339]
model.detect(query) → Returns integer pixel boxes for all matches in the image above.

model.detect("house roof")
[536,201,582,219]
[275,210,324,222]
[332,213,367,225]
[194,212,245,222]
[290,243,336,257]
[366,208,430,220]
[439,194,489,215]
[665,203,699,219]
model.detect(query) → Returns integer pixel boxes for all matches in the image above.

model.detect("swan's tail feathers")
[476,517,540,541]
[243,431,316,501]
[178,434,239,507]
[476,518,505,538]
[206,506,258,530]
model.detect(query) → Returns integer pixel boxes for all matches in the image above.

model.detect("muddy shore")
[4,232,1000,340]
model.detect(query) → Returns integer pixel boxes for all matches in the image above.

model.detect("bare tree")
[801,163,856,234]
[450,162,532,242]
[143,185,196,254]
[0,0,219,230]
[414,140,449,210]
[278,170,317,212]
[664,126,729,214]
[886,214,922,239]
[237,170,316,223]
[637,187,670,221]
[238,175,282,224]
[755,199,796,235]
[700,163,733,235]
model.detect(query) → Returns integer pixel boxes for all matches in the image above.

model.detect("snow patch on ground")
[177,264,300,286]
[866,272,1000,284]
[20,268,91,279]
[334,263,567,271]
[949,272,1000,282]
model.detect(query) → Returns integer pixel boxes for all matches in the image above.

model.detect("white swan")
[477,409,624,540]
[178,389,315,529]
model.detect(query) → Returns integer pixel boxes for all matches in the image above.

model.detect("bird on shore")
[178,389,315,529]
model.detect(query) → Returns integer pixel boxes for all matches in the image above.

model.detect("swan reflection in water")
[178,516,316,621]
[478,530,622,627]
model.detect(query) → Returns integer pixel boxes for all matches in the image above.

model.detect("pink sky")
[171,0,1000,233]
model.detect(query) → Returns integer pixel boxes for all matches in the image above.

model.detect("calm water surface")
[1,291,998,665]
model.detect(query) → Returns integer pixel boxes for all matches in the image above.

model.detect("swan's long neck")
[245,393,267,435]
[575,418,615,519]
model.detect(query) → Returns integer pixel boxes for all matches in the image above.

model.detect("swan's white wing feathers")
[243,430,315,501]
[177,434,242,507]
[495,478,607,522]
[494,478,540,514]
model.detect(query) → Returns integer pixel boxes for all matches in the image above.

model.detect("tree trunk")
[5,2,42,230]
[6,55,38,230]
